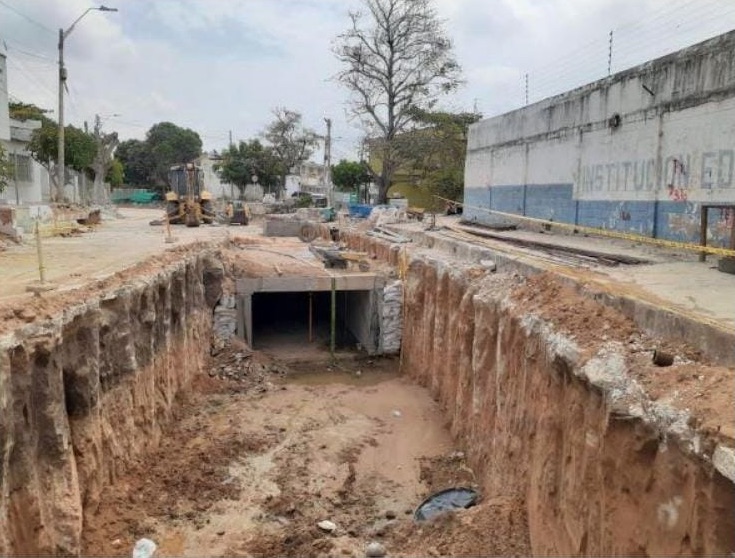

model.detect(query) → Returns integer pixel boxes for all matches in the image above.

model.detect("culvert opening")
[250,290,372,353]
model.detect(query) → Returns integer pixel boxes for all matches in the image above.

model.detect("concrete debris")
[713,445,735,483]
[368,206,404,226]
[391,410,402,418]
[131,538,157,558]
[365,541,387,557]
[479,259,497,271]
[367,228,411,244]
[317,519,337,532]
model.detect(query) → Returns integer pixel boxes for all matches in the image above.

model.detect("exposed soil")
[0,240,225,336]
[513,272,735,446]
[82,354,529,557]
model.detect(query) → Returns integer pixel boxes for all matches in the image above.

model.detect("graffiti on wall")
[575,150,735,199]
[668,205,734,243]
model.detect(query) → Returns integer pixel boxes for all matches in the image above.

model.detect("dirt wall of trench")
[398,254,734,556]
[0,252,223,555]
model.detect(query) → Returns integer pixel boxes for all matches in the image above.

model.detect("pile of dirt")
[513,272,638,350]
[81,373,286,556]
[386,498,531,557]
[514,272,734,446]
[418,452,477,493]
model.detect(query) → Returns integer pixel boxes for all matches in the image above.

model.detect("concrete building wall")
[464,31,735,245]
[199,152,232,200]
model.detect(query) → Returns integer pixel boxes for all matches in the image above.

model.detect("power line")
[0,0,54,34]
[5,42,56,65]
[7,56,56,101]
[521,0,735,105]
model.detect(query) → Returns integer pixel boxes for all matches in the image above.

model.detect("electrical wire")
[7,56,56,102]
[521,0,735,103]
[0,0,55,34]
[4,41,56,64]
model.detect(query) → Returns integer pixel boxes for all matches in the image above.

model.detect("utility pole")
[229,130,233,148]
[57,28,66,203]
[323,117,332,206]
[524,73,529,105]
[57,5,118,204]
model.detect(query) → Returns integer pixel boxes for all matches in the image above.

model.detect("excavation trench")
[0,236,733,557]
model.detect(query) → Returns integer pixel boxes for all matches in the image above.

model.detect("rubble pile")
[209,338,288,392]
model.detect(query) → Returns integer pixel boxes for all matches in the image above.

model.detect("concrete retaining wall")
[464,31,735,245]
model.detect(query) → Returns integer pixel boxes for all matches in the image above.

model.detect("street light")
[57,5,118,202]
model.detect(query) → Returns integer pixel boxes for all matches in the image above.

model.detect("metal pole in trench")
[330,277,336,356]
[35,220,46,284]
[308,292,313,343]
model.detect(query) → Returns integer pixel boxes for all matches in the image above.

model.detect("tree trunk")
[49,164,60,203]
[378,145,392,205]
[92,164,108,205]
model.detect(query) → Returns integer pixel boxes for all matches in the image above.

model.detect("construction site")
[0,202,732,558]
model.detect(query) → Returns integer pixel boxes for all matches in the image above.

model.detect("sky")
[2,0,735,162]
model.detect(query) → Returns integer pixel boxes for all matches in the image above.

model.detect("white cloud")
[2,0,735,157]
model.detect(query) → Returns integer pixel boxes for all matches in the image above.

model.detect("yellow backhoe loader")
[165,163,215,227]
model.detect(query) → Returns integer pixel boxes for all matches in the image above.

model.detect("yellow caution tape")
[435,195,735,258]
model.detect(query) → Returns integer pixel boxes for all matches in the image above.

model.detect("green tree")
[216,139,280,196]
[262,108,319,199]
[331,159,370,193]
[146,122,202,188]
[13,101,98,201]
[394,108,480,204]
[333,0,463,204]
[106,158,124,187]
[0,144,12,193]
[115,139,151,185]
[27,120,96,201]
[9,101,53,123]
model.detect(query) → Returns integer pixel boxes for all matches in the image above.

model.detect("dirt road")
[82,356,530,557]
[0,208,240,301]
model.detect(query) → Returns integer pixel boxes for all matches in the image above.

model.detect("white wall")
[466,31,735,205]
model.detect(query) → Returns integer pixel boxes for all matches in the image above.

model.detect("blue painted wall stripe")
[463,184,731,246]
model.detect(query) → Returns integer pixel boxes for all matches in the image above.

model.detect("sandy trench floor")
[82,355,531,558]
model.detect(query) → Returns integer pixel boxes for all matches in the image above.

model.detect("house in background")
[0,48,88,239]
[1,48,82,208]
[198,151,232,199]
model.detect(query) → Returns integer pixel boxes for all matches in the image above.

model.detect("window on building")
[13,154,32,182]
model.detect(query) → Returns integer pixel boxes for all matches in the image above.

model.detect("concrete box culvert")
[234,274,398,356]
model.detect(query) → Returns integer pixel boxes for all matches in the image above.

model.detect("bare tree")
[90,115,119,204]
[263,108,319,199]
[333,0,462,204]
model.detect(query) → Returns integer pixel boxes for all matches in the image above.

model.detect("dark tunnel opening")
[251,291,367,352]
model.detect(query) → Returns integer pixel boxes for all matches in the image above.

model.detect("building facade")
[464,31,735,246]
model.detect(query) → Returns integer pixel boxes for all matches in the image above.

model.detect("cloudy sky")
[2,0,735,161]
